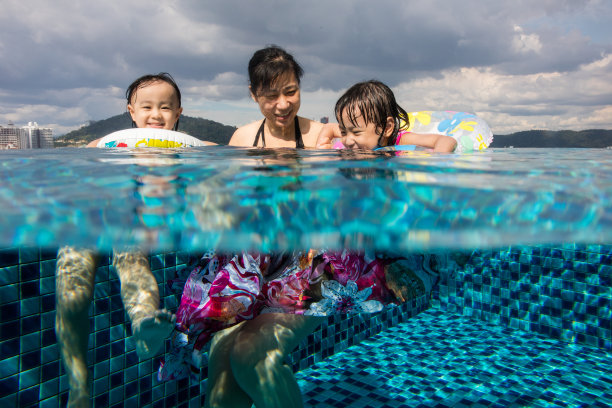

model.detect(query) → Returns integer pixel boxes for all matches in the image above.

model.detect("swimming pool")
[1,147,610,407]
[2,147,612,251]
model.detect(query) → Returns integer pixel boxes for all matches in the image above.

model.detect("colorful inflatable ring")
[377,111,493,153]
[96,128,210,148]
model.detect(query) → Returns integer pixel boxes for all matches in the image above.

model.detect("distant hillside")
[491,129,612,148]
[55,113,236,146]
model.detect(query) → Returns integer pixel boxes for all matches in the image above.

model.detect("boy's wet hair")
[334,80,409,147]
[126,72,182,130]
[248,45,304,95]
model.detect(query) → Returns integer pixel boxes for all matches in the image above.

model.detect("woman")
[212,46,325,408]
[229,45,325,149]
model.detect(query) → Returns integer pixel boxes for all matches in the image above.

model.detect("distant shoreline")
[490,129,612,148]
[53,112,612,148]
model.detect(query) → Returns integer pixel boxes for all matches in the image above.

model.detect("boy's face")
[338,108,392,150]
[128,81,182,130]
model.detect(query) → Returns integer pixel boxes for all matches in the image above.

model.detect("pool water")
[2,147,612,251]
[0,147,610,407]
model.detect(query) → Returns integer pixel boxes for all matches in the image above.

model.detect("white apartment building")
[0,122,53,149]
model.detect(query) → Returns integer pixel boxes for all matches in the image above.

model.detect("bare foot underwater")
[55,247,175,406]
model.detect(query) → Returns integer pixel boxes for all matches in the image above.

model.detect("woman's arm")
[315,123,342,149]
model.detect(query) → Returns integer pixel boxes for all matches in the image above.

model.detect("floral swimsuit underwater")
[158,249,469,381]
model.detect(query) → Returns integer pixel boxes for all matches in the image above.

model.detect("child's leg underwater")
[112,250,175,359]
[55,246,97,408]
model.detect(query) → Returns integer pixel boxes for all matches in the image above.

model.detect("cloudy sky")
[1,0,611,136]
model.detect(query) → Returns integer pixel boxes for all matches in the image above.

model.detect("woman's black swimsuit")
[253,118,304,148]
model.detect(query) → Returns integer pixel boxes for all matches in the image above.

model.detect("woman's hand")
[316,123,342,149]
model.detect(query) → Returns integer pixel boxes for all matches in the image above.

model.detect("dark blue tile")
[0,375,17,398]
[103,254,114,268]
[39,248,57,260]
[41,294,55,312]
[94,392,109,408]
[0,338,19,358]
[110,310,124,326]
[20,350,40,371]
[96,329,110,346]
[42,329,56,347]
[125,380,138,398]
[150,255,164,271]
[110,372,122,388]
[140,390,152,405]
[19,263,39,281]
[1,303,20,321]
[0,320,20,341]
[125,351,138,367]
[163,253,176,268]
[111,340,125,357]
[0,249,19,268]
[20,281,39,298]
[95,298,110,314]
[18,385,39,406]
[41,361,60,382]
[139,376,151,391]
[21,315,40,335]
[95,345,110,361]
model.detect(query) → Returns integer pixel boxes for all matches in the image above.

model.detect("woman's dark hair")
[126,72,182,130]
[334,80,409,147]
[248,45,304,95]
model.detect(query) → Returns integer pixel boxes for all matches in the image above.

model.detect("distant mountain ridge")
[55,114,612,148]
[54,113,236,146]
[490,129,612,148]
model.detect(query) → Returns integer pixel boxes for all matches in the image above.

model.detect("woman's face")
[251,71,301,130]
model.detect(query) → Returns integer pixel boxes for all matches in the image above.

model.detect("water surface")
[1,147,610,251]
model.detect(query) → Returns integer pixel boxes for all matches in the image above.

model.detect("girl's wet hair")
[126,72,182,130]
[334,80,409,147]
[248,45,304,95]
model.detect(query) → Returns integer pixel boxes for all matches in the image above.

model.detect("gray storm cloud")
[1,0,610,134]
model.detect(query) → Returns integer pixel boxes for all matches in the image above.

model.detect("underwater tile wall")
[0,247,428,408]
[3,244,610,407]
[432,244,612,351]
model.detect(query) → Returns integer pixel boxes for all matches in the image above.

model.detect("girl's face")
[251,71,301,130]
[128,81,183,130]
[339,108,394,150]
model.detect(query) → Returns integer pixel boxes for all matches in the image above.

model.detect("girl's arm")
[400,132,457,153]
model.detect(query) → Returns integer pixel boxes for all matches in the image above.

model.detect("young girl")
[316,80,457,152]
[87,73,184,147]
[57,73,183,408]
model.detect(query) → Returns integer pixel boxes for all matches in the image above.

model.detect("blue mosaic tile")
[0,356,18,378]
[297,309,612,408]
[1,245,611,407]
[18,385,39,406]
[0,266,19,285]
